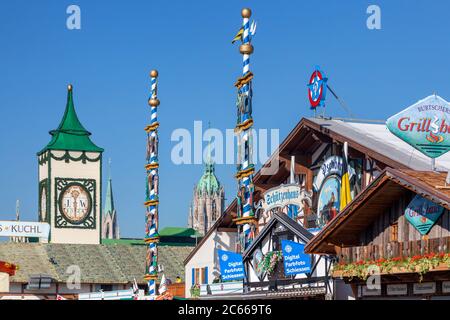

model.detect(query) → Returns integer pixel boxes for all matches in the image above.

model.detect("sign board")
[313,156,356,191]
[0,221,50,239]
[313,156,344,191]
[404,195,444,235]
[442,281,450,293]
[281,240,311,276]
[387,284,408,296]
[314,156,355,228]
[413,282,436,295]
[218,250,245,281]
[386,95,450,158]
[307,66,328,109]
[262,184,305,211]
[359,285,381,297]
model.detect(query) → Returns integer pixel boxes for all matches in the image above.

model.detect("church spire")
[104,159,115,216]
[102,158,119,239]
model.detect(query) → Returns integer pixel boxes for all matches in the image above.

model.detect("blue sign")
[405,195,444,235]
[386,95,450,158]
[218,250,245,281]
[282,240,311,276]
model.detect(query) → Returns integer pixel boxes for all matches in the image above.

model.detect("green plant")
[190,284,200,298]
[260,251,283,275]
[334,253,450,282]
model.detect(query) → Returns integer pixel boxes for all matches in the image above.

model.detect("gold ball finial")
[150,70,158,78]
[241,8,251,18]
[67,84,73,91]
[148,98,160,107]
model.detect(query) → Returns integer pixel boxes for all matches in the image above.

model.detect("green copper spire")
[104,158,114,215]
[38,84,103,155]
[104,178,114,215]
[196,139,220,195]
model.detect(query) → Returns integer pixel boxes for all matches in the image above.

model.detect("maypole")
[144,69,161,299]
[233,8,257,252]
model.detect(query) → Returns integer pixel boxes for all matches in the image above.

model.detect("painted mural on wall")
[313,156,357,228]
[386,95,450,158]
[405,195,445,235]
[316,176,340,227]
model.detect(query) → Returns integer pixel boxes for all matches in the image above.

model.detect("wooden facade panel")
[441,210,450,238]
[353,192,450,261]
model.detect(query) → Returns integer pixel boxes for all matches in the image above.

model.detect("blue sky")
[0,0,449,238]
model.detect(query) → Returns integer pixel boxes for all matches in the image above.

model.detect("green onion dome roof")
[38,85,103,155]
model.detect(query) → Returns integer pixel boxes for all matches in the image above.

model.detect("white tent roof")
[308,117,450,171]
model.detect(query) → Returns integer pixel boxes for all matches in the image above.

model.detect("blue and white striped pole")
[144,69,160,300]
[235,8,256,251]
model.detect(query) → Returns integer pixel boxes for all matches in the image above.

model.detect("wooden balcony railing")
[339,237,450,264]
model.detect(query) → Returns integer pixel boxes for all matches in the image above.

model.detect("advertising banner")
[0,221,50,239]
[404,195,444,235]
[218,250,245,281]
[281,240,311,276]
[386,95,450,158]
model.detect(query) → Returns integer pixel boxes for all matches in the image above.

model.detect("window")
[192,267,209,285]
[390,222,398,242]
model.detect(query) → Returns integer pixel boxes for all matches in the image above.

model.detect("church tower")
[188,147,225,236]
[37,85,103,244]
[102,160,120,239]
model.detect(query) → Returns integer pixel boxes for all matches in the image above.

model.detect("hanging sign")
[307,66,328,109]
[262,184,306,211]
[404,195,444,235]
[281,240,311,276]
[0,221,50,239]
[218,250,245,281]
[386,95,450,158]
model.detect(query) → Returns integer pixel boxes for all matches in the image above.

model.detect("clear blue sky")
[0,1,449,238]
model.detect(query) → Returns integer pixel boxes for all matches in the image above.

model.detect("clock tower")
[37,85,103,244]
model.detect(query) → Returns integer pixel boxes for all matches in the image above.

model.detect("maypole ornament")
[307,66,328,109]
[144,69,161,299]
[232,8,258,252]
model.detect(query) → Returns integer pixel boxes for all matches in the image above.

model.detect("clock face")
[40,186,47,221]
[59,184,92,224]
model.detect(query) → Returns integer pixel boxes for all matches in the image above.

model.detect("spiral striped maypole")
[233,8,257,252]
[144,69,160,299]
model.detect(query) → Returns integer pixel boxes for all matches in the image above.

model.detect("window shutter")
[204,267,208,284]
[191,268,195,286]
